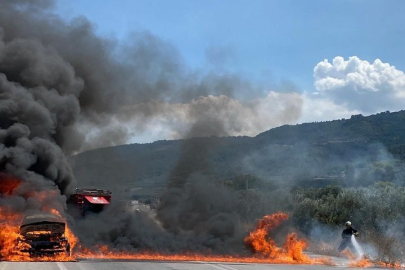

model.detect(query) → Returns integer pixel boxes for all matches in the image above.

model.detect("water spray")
[351,235,364,259]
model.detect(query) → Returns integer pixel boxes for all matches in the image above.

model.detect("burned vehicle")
[19,214,70,257]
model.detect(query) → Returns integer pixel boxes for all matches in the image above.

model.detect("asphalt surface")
[0,260,394,270]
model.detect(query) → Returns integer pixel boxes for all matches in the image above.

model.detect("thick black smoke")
[1,0,303,153]
[74,113,250,253]
[0,0,303,255]
[0,1,79,219]
[75,178,247,254]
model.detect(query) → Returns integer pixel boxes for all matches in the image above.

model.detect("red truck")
[69,188,112,216]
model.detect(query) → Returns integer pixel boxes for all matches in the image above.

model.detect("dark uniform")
[338,227,358,252]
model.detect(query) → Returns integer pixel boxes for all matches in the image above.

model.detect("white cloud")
[314,56,405,112]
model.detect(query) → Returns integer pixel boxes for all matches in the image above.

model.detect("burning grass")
[73,212,332,265]
[342,248,404,268]
[1,210,334,264]
[244,213,313,263]
[0,201,400,267]
[1,207,403,268]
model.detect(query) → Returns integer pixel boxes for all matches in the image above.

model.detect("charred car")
[18,214,70,257]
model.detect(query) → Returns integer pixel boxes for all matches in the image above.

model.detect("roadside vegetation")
[234,181,405,264]
[71,110,405,263]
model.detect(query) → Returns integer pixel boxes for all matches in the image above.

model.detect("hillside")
[71,110,405,199]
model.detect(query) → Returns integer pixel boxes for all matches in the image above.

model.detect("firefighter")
[338,221,359,253]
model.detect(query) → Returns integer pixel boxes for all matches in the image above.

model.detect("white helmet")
[345,221,352,226]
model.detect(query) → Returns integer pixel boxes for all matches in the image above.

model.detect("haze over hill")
[71,110,405,199]
[3,0,405,264]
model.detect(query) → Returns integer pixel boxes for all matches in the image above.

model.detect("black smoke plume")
[1,0,303,153]
[0,0,304,256]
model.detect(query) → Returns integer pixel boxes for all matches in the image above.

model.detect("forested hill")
[71,110,405,199]
[257,110,405,153]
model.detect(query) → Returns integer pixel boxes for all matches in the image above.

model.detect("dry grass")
[362,229,405,266]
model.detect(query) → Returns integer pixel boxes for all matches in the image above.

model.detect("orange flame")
[243,212,316,264]
[0,222,30,260]
[0,173,21,195]
[244,213,288,256]
[349,258,373,268]
[0,200,76,261]
[72,212,332,265]
[376,261,403,269]
[341,245,404,268]
[74,246,332,264]
[0,208,76,261]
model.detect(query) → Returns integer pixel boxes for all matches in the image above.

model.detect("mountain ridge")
[71,110,405,199]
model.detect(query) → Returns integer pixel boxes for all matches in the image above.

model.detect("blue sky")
[54,0,405,143]
[56,0,405,93]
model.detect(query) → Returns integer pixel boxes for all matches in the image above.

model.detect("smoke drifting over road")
[2,1,404,265]
[74,180,247,254]
[0,0,304,256]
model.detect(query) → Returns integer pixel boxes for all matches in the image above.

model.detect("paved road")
[0,260,393,270]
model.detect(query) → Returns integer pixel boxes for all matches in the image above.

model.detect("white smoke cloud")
[115,93,358,145]
[85,92,362,146]
[81,56,405,146]
[299,94,361,123]
[313,56,405,113]
[117,91,303,144]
